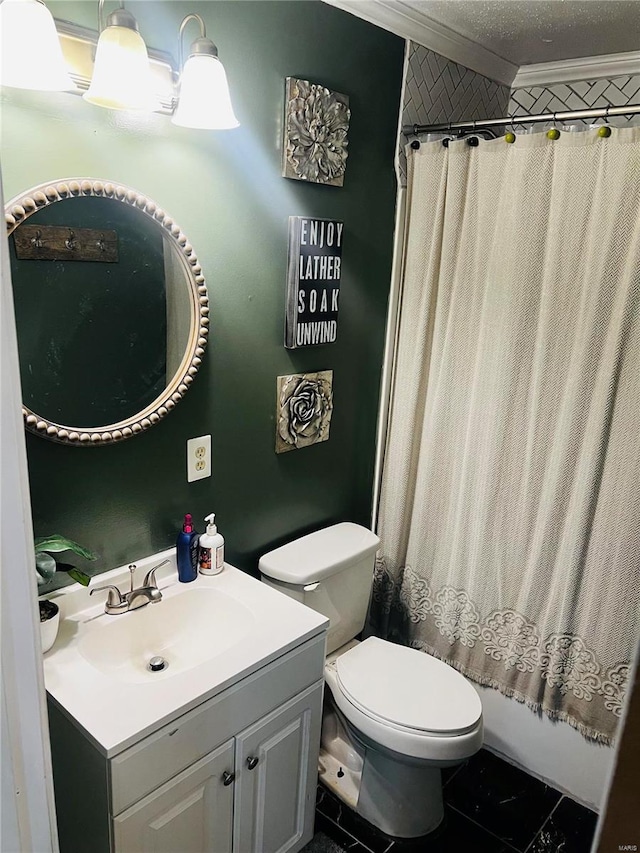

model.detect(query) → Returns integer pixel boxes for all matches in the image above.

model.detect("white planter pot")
[40,600,60,653]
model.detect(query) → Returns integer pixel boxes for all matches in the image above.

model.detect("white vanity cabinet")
[48,633,325,853]
[113,739,236,853]
[232,685,323,853]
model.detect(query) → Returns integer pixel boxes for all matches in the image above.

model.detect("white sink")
[41,550,328,756]
[78,588,255,683]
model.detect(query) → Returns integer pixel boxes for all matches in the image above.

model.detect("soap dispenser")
[198,513,224,575]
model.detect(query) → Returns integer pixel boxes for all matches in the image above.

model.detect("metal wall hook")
[65,229,77,250]
[31,229,44,248]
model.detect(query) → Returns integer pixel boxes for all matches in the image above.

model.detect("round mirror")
[5,179,209,445]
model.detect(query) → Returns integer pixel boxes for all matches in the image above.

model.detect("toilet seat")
[324,637,483,762]
[336,637,482,736]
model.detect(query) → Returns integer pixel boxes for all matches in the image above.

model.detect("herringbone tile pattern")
[404,44,510,129]
[399,42,510,184]
[510,77,640,126]
[399,44,640,185]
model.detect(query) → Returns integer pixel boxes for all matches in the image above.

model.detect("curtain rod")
[402,103,640,137]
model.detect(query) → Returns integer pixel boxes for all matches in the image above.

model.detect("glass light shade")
[83,24,157,111]
[0,0,73,91]
[172,54,239,130]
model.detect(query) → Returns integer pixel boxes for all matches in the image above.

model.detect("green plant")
[35,535,96,588]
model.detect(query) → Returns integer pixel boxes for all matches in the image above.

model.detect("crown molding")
[510,50,640,89]
[322,0,517,86]
[324,2,640,91]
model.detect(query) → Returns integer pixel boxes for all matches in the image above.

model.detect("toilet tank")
[259,522,380,654]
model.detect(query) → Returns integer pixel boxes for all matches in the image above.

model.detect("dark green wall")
[11,196,168,426]
[2,1,404,583]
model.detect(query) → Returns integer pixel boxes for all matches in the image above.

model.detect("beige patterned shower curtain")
[372,128,640,744]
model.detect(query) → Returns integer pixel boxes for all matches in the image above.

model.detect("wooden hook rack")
[13,224,118,262]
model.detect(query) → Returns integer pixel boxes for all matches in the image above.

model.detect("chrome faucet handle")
[143,559,169,589]
[128,564,136,594]
[89,584,124,608]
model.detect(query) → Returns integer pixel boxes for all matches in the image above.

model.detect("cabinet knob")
[222,771,235,786]
[246,756,259,770]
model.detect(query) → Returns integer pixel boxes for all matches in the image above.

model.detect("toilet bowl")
[259,523,483,839]
[320,637,482,836]
[327,637,483,762]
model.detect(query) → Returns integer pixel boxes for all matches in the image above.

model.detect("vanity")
[42,551,328,853]
[8,178,329,850]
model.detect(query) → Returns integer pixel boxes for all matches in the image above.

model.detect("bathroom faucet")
[90,560,168,615]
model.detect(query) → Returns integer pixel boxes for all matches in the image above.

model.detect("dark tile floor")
[303,748,598,853]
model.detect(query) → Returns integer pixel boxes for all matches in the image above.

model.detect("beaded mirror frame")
[5,178,209,445]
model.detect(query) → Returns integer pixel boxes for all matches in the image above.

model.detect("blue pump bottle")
[176,513,199,582]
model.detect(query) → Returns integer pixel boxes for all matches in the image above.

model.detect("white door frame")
[0,170,59,853]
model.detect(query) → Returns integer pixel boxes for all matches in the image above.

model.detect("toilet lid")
[336,637,482,736]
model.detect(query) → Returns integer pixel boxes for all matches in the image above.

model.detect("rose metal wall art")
[276,371,334,453]
[283,78,350,187]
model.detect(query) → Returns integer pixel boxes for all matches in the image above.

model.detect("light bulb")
[0,0,73,91]
[172,54,239,130]
[84,12,157,111]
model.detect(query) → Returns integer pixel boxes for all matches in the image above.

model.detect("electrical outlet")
[187,435,211,482]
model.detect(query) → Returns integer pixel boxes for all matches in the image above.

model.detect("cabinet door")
[233,681,323,853]
[113,739,235,853]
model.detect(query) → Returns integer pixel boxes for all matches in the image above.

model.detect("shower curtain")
[373,127,640,744]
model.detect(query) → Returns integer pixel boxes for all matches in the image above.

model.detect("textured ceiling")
[403,1,640,65]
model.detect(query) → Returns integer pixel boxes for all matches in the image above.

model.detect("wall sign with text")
[285,216,343,349]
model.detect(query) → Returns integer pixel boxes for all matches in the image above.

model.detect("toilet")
[259,522,483,839]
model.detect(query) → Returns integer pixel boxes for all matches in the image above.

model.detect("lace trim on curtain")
[372,557,628,746]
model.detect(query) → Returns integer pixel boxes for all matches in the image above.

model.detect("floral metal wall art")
[283,78,350,187]
[276,371,333,453]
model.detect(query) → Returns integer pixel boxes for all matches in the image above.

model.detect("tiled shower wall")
[403,42,510,128]
[399,43,640,184]
[399,42,510,183]
[510,76,640,126]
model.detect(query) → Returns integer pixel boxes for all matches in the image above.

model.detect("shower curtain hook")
[442,120,453,148]
[466,119,480,147]
[598,107,612,138]
[505,114,516,144]
[547,112,560,140]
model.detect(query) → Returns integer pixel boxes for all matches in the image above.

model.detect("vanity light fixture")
[83,0,157,111]
[0,0,73,91]
[171,13,239,130]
